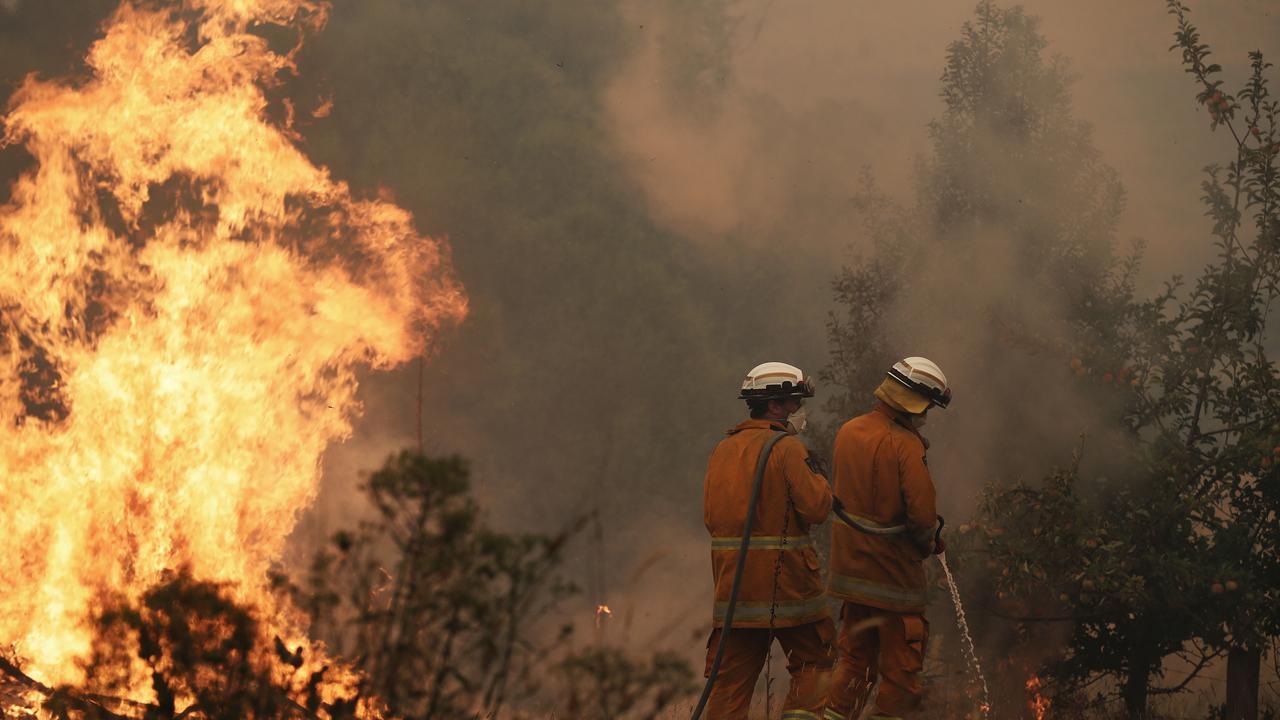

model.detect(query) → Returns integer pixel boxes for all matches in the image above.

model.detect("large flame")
[0,0,465,689]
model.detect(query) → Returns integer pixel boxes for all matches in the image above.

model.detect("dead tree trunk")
[1225,646,1259,720]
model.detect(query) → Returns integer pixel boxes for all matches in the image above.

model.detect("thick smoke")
[608,0,1280,282]
[601,0,1280,707]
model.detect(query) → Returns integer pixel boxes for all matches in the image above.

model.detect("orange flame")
[594,604,613,629]
[1026,674,1050,720]
[0,0,465,696]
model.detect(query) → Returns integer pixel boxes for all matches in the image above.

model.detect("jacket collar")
[874,401,923,438]
[727,417,789,435]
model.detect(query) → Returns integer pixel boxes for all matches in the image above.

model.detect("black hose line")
[831,497,906,535]
[832,498,945,548]
[690,431,787,720]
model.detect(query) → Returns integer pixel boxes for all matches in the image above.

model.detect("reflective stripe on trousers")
[827,573,927,610]
[781,711,823,719]
[711,535,814,551]
[713,595,827,624]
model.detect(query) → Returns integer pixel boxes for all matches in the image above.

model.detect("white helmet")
[739,362,815,400]
[886,357,951,410]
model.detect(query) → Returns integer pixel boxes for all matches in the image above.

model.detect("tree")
[820,6,1134,709]
[821,0,1130,449]
[286,451,583,718]
[285,450,698,719]
[821,1,1258,716]
[965,4,1280,717]
[971,456,1217,717]
[1142,4,1279,715]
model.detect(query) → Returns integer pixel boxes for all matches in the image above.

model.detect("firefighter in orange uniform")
[823,357,951,720]
[702,362,835,719]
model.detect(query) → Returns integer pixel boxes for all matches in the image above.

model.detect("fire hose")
[691,440,944,720]
[832,497,945,543]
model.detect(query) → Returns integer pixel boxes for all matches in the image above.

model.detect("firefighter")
[823,357,950,720]
[702,362,835,720]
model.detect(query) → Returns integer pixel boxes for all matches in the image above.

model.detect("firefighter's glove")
[804,454,829,477]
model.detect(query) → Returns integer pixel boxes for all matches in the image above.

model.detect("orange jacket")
[827,403,939,613]
[704,418,832,628]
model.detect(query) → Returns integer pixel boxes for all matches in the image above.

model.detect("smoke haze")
[610,0,1280,286]
[2,0,1277,707]
[598,0,1279,663]
[596,2,1279,706]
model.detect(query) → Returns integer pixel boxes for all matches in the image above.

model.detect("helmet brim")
[738,378,816,401]
[886,367,950,409]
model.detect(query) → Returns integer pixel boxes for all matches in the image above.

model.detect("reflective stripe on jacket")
[705,418,833,628]
[827,403,937,613]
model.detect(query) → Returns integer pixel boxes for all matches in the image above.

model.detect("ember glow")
[594,604,613,629]
[0,0,465,692]
[1026,675,1049,720]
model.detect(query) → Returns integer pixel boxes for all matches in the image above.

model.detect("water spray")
[938,552,990,717]
[833,500,989,718]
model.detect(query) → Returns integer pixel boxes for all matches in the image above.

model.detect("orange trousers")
[824,603,928,719]
[703,618,836,719]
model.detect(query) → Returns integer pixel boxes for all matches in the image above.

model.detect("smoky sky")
[2,0,1278,692]
[610,0,1280,283]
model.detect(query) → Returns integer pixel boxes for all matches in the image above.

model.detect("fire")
[0,0,464,697]
[1026,674,1050,720]
[594,604,613,629]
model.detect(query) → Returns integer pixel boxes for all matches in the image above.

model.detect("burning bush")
[1,451,696,719]
[0,570,363,719]
[82,572,347,720]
